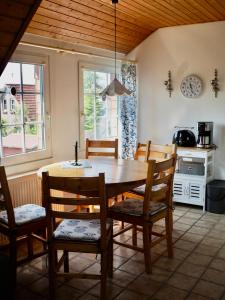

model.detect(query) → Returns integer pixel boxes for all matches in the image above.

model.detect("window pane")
[96,96,106,117]
[22,64,42,93]
[25,123,44,152]
[96,117,106,139]
[84,94,94,139]
[1,94,23,124]
[23,93,42,122]
[0,62,21,93]
[108,118,118,137]
[83,70,94,93]
[2,126,23,156]
[96,72,107,94]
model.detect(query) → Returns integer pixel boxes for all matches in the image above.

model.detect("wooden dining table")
[38,157,148,198]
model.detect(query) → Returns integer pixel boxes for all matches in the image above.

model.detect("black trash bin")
[206,180,225,214]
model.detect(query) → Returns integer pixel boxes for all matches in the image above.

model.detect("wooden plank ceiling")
[26,0,225,54]
[0,0,42,76]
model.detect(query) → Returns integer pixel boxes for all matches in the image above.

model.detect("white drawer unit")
[173,147,215,209]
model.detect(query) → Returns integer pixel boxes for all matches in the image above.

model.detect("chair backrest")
[0,166,15,228]
[86,138,118,159]
[134,141,151,161]
[42,172,108,248]
[148,143,177,160]
[143,155,177,217]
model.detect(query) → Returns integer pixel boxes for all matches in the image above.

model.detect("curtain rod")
[19,41,136,63]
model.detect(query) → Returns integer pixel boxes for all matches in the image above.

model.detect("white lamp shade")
[100,78,132,100]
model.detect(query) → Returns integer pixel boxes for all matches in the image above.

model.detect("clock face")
[180,75,202,98]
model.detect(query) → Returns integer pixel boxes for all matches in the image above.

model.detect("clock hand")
[189,83,193,92]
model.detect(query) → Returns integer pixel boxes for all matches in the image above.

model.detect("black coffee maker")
[197,122,213,148]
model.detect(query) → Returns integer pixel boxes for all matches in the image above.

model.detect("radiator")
[8,173,42,207]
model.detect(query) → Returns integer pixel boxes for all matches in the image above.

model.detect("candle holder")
[71,142,82,166]
[211,69,219,98]
[164,70,173,97]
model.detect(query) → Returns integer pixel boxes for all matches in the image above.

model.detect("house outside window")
[81,67,119,140]
[0,54,51,167]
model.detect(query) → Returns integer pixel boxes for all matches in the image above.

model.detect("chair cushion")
[53,219,111,242]
[0,204,46,225]
[131,183,167,195]
[109,198,167,217]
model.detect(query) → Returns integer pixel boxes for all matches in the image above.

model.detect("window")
[0,55,51,165]
[82,68,119,140]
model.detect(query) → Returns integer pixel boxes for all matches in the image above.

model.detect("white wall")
[127,21,225,179]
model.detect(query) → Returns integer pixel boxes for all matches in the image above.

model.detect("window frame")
[0,52,52,167]
[79,61,121,151]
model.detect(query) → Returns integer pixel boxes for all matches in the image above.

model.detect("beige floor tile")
[175,239,196,251]
[67,277,98,291]
[154,256,182,272]
[193,279,225,300]
[167,272,198,290]
[186,293,213,300]
[113,254,129,269]
[114,246,136,259]
[119,259,145,275]
[188,226,210,235]
[165,247,190,260]
[207,229,225,239]
[173,222,192,231]
[177,217,197,225]
[201,237,225,248]
[217,247,225,259]
[17,266,43,286]
[114,290,149,300]
[15,287,45,300]
[195,220,215,229]
[210,258,225,271]
[194,244,220,256]
[202,268,225,285]
[214,224,225,232]
[70,256,95,272]
[55,285,82,300]
[109,269,136,287]
[79,294,98,300]
[185,252,212,266]
[182,232,204,243]
[184,212,203,219]
[146,267,172,282]
[152,284,188,300]
[27,276,51,296]
[177,262,206,278]
[88,281,123,300]
[127,276,161,296]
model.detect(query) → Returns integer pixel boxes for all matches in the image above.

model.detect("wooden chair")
[126,143,177,199]
[42,172,113,300]
[134,141,151,161]
[86,138,118,159]
[108,157,176,273]
[0,166,47,299]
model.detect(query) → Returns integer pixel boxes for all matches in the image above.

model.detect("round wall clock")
[180,75,203,98]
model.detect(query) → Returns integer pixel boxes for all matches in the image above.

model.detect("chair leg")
[48,245,56,299]
[143,223,152,274]
[132,225,137,246]
[64,250,69,273]
[100,252,108,300]
[165,213,173,258]
[9,235,17,300]
[108,229,113,278]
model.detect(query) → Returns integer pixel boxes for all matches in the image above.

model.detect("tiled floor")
[14,204,225,299]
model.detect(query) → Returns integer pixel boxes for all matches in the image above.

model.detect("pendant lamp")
[100,0,132,101]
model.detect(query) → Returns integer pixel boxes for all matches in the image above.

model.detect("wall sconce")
[211,69,219,98]
[164,70,173,97]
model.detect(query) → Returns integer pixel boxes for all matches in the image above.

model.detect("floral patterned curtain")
[120,63,137,159]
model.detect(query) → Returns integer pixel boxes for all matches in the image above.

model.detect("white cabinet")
[173,147,215,209]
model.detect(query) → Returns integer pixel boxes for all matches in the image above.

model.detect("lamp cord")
[114,1,117,79]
